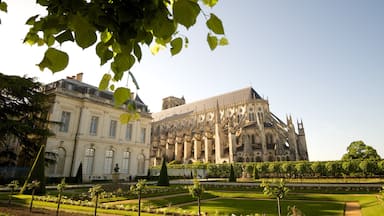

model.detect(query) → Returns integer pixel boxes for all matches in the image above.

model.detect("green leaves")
[113,87,131,107]
[207,33,218,50]
[70,14,97,49]
[38,48,69,73]
[206,13,224,34]
[111,54,135,80]
[170,37,183,56]
[206,13,227,50]
[55,30,74,44]
[173,0,201,29]
[202,0,218,8]
[96,42,113,65]
[0,1,7,12]
[99,74,111,90]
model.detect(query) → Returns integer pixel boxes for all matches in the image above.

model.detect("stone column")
[193,133,202,161]
[228,131,237,163]
[175,136,183,161]
[183,135,192,162]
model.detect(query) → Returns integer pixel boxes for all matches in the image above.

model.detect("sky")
[1,0,383,161]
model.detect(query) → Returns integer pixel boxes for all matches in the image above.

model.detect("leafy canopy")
[342,140,381,160]
[16,0,227,106]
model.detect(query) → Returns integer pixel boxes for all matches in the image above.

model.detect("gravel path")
[344,202,362,216]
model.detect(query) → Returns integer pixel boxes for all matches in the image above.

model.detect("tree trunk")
[56,193,62,216]
[94,193,98,216]
[8,188,14,205]
[277,197,281,216]
[20,144,45,194]
[198,197,201,216]
[138,193,141,216]
[29,189,35,212]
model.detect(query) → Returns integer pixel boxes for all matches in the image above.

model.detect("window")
[122,151,130,174]
[56,147,66,175]
[140,127,146,143]
[84,148,95,175]
[59,111,71,132]
[125,124,132,141]
[137,154,145,175]
[109,120,117,138]
[104,150,114,174]
[89,116,99,135]
[248,112,255,122]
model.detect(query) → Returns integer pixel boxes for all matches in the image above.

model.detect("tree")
[253,164,260,179]
[188,179,204,216]
[228,164,236,182]
[281,162,294,178]
[7,180,19,205]
[342,141,381,161]
[89,184,104,216]
[2,0,227,109]
[56,178,66,216]
[0,73,54,166]
[20,143,47,195]
[157,158,170,186]
[310,161,325,178]
[27,180,40,213]
[260,179,289,216]
[130,179,147,216]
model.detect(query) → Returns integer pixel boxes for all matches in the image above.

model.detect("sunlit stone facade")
[150,87,308,165]
[44,74,151,182]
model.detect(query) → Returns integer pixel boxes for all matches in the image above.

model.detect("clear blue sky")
[1,0,383,161]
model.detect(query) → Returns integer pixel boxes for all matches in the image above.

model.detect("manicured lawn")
[145,192,217,208]
[181,198,344,216]
[1,186,383,216]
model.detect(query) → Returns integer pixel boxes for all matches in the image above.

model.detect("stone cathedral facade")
[150,87,308,166]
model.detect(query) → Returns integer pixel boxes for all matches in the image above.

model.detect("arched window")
[255,156,262,162]
[251,134,256,144]
[137,154,145,175]
[84,148,95,175]
[104,150,114,174]
[122,151,130,174]
[248,112,255,122]
[56,147,66,176]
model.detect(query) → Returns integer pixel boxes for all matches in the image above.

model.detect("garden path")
[344,202,362,216]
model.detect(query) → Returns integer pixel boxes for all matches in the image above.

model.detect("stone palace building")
[150,87,308,165]
[44,74,151,181]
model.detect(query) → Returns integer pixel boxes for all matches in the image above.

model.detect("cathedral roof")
[153,87,263,121]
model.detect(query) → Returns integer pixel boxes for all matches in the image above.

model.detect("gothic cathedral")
[150,87,308,165]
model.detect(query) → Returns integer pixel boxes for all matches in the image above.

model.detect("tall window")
[125,124,132,141]
[89,116,99,135]
[248,112,255,122]
[122,151,130,174]
[140,127,146,143]
[84,148,95,175]
[109,120,117,138]
[59,111,71,132]
[104,150,114,174]
[56,147,66,175]
[137,154,145,175]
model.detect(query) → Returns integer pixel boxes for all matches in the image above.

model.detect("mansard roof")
[45,78,149,113]
[153,87,263,121]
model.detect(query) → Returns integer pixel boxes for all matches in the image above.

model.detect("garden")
[1,177,384,216]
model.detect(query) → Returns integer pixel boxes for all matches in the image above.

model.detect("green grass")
[144,192,217,208]
[180,198,344,216]
[1,187,383,216]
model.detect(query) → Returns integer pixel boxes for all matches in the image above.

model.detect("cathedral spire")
[215,100,220,124]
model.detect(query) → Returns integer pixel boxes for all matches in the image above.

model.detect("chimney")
[76,73,83,82]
